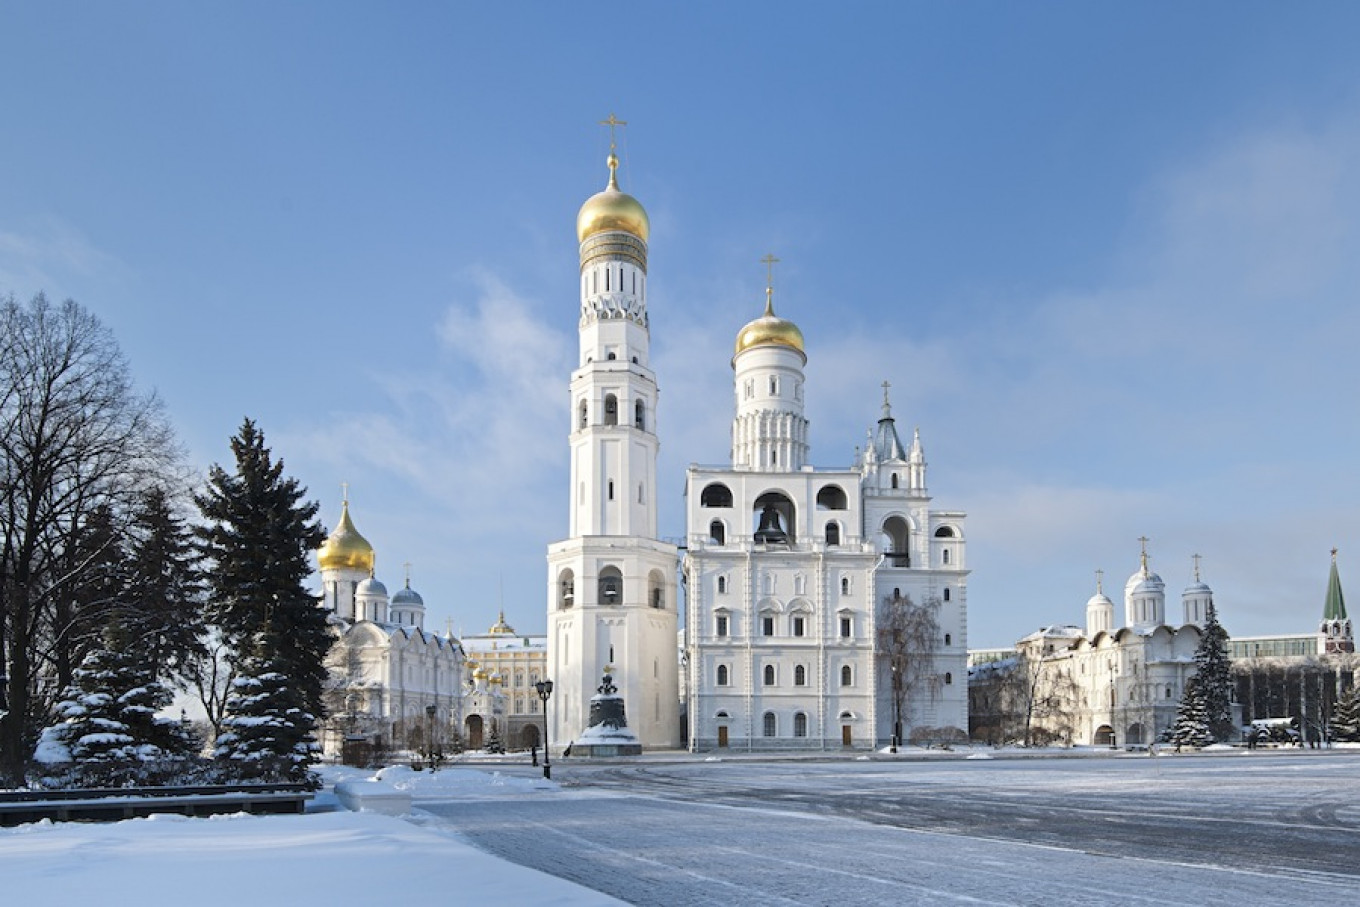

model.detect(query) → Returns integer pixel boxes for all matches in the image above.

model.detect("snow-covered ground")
[0,765,620,906]
[3,751,1357,905]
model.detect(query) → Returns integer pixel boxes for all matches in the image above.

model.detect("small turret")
[1321,548,1353,654]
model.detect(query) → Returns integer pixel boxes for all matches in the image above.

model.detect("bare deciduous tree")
[0,293,179,784]
[876,591,941,746]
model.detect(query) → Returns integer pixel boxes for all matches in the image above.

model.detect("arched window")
[944,633,951,646]
[763,712,777,737]
[794,712,808,738]
[841,576,850,595]
[794,665,806,686]
[717,664,729,686]
[598,566,622,605]
[634,399,645,429]
[709,520,726,546]
[764,664,776,686]
[943,588,951,602]
[825,522,841,546]
[816,485,848,510]
[934,525,958,538]
[944,672,953,685]
[648,570,665,609]
[891,473,899,489]
[558,569,575,609]
[717,575,727,594]
[701,483,733,507]
[943,548,951,565]
[840,665,852,686]
[882,516,910,567]
[753,491,796,543]
[603,394,618,426]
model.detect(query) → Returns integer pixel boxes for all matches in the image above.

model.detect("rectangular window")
[840,616,852,638]
[762,616,775,637]
[716,614,729,637]
[793,616,805,637]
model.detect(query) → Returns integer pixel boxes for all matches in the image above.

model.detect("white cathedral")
[970,543,1214,747]
[546,139,969,752]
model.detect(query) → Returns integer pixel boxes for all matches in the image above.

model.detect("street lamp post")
[535,679,554,780]
[891,661,901,753]
[425,704,440,771]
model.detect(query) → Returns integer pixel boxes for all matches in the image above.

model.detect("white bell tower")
[546,118,679,751]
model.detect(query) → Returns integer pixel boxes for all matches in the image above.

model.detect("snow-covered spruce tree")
[485,724,505,754]
[195,419,329,763]
[214,630,319,784]
[122,486,208,684]
[1331,684,1360,743]
[1167,675,1214,750]
[1192,601,1235,741]
[36,622,196,786]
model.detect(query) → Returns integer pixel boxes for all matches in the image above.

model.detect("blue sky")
[3,2,1358,647]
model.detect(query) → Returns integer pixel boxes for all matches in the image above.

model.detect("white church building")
[547,133,969,752]
[971,544,1211,747]
[545,142,681,751]
[316,499,466,758]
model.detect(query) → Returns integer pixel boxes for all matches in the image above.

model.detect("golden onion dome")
[576,153,650,243]
[317,501,376,573]
[735,291,805,357]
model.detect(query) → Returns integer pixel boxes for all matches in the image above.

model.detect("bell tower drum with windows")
[546,122,680,751]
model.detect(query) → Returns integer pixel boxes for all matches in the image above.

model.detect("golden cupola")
[735,288,805,358]
[577,153,650,243]
[317,500,376,573]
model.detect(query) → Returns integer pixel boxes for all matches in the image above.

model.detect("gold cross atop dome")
[761,254,780,314]
[599,113,627,152]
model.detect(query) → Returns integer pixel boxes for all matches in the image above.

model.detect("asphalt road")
[416,751,1360,905]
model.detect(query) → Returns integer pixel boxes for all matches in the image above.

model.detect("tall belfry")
[546,118,680,750]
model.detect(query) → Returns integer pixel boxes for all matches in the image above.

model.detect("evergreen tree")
[36,622,195,785]
[1192,601,1234,741]
[1168,675,1214,750]
[214,631,318,784]
[1332,684,1360,743]
[194,419,330,733]
[122,486,207,683]
[53,503,130,692]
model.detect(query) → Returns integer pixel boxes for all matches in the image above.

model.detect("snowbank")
[0,801,618,905]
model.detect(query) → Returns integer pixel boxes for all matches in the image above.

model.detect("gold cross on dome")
[341,481,349,503]
[761,253,780,290]
[1095,568,1104,592]
[599,113,627,151]
[1192,553,1202,582]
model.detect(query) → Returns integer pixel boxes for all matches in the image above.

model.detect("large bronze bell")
[754,504,788,544]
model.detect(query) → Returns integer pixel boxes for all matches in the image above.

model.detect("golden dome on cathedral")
[577,153,650,243]
[735,291,805,357]
[317,500,375,573]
